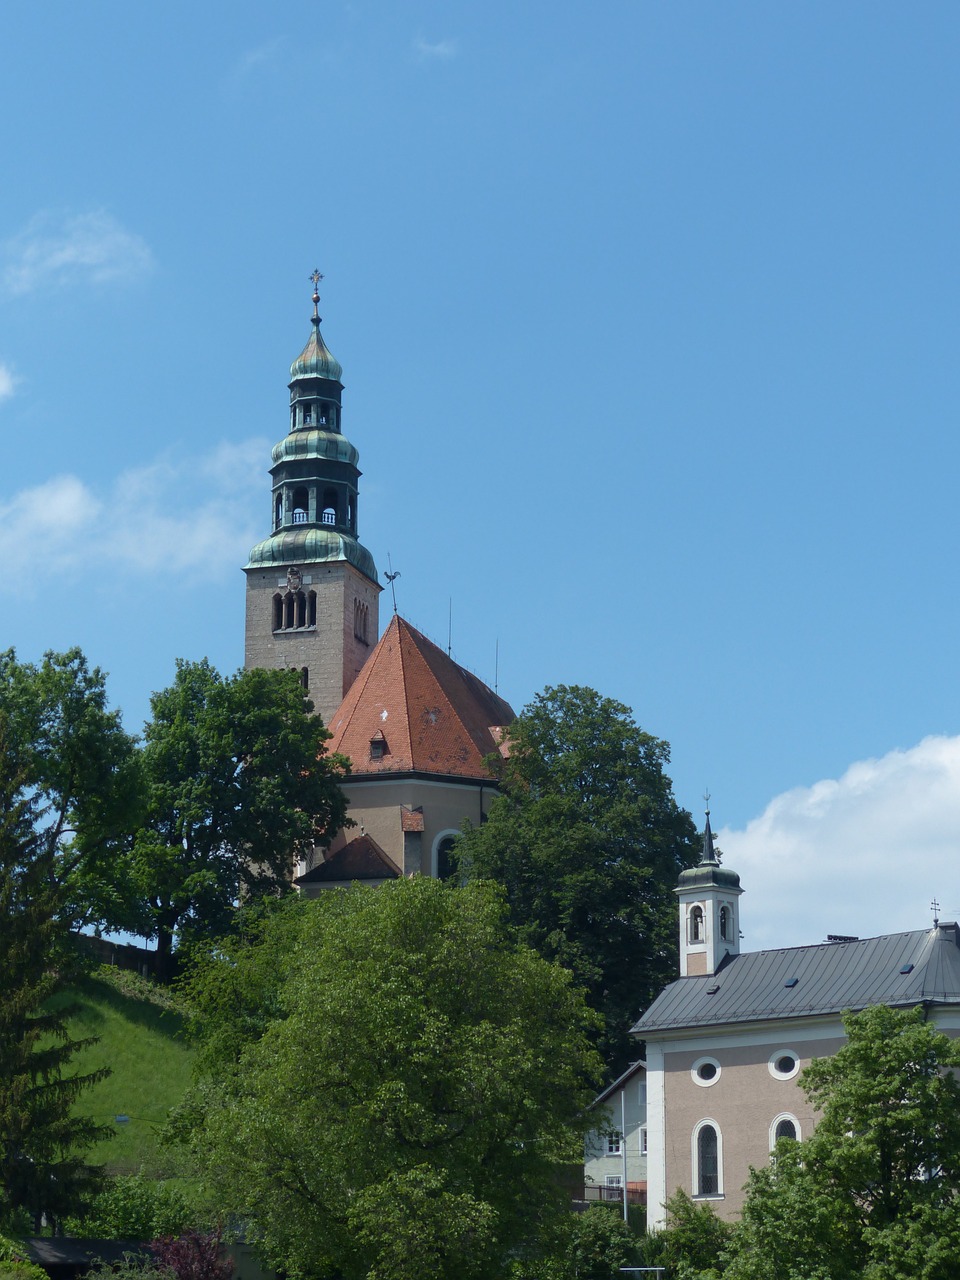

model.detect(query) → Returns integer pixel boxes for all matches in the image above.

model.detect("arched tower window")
[284,592,295,629]
[719,905,730,941]
[318,403,328,425]
[275,495,282,530]
[272,594,283,631]
[302,402,313,425]
[354,599,369,643]
[322,487,338,526]
[308,590,317,627]
[292,487,309,524]
[694,1122,721,1197]
[300,667,309,691]
[689,905,704,943]
[295,591,306,628]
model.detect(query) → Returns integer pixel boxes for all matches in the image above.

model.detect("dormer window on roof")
[370,731,388,761]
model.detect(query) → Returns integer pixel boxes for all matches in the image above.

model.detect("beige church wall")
[331,776,496,874]
[660,1023,845,1220]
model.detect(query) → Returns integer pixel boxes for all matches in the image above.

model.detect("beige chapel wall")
[333,777,496,874]
[662,1029,845,1220]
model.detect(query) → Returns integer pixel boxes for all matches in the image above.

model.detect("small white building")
[583,1059,647,1208]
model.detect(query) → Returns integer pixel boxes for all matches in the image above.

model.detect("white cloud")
[414,36,458,60]
[718,736,960,953]
[0,362,16,402]
[2,210,154,296]
[0,440,267,586]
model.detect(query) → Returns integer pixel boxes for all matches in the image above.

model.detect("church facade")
[244,281,514,881]
[635,814,960,1226]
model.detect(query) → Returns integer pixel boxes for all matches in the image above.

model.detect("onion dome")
[677,810,742,892]
[271,429,359,469]
[245,527,378,581]
[289,275,343,383]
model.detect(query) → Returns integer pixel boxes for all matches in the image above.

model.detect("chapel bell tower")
[676,809,743,977]
[243,273,381,724]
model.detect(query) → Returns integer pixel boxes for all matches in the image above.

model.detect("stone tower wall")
[244,561,380,726]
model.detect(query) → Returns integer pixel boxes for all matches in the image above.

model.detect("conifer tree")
[0,722,109,1232]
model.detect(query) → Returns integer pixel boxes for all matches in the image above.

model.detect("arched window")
[275,495,282,529]
[292,487,309,524]
[284,592,295,629]
[318,403,328,425]
[774,1116,798,1143]
[308,591,317,627]
[719,905,730,941]
[436,836,458,881]
[272,593,283,631]
[322,487,338,526]
[689,905,704,943]
[295,591,306,628]
[694,1122,721,1197]
[300,667,309,691]
[354,599,369,643]
[302,402,313,425]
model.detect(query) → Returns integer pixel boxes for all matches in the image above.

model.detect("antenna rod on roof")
[448,598,452,657]
[494,637,499,694]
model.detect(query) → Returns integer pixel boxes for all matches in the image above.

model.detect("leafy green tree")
[177,878,603,1280]
[0,648,140,933]
[724,1005,960,1280]
[131,660,349,978]
[64,1174,198,1240]
[455,685,699,1072]
[512,1204,642,1280]
[0,719,110,1231]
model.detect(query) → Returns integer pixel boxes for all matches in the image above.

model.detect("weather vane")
[385,552,401,615]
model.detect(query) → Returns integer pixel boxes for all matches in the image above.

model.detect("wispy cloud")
[2,210,154,297]
[413,35,458,61]
[0,439,267,586]
[0,362,16,402]
[719,736,960,952]
[227,37,284,87]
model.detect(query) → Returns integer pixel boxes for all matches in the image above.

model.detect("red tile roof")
[327,615,515,779]
[295,834,399,883]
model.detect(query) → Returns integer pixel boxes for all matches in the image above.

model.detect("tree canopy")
[722,1005,960,1280]
[0,647,140,933]
[455,685,699,1072]
[129,659,349,977]
[176,877,604,1280]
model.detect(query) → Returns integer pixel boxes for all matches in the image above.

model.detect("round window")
[768,1049,800,1080]
[691,1056,721,1087]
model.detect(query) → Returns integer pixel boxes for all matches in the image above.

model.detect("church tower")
[676,809,743,977]
[244,274,381,724]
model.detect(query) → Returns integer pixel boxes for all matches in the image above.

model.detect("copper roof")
[327,615,515,779]
[295,834,399,883]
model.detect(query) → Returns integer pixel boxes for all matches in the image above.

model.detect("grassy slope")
[59,968,196,1177]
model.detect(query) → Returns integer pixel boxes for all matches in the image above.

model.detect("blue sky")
[2,2,959,947]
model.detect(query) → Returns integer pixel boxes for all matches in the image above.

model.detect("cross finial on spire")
[704,789,711,818]
[309,268,324,321]
[932,897,941,928]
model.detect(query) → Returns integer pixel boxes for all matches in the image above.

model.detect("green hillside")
[60,967,196,1177]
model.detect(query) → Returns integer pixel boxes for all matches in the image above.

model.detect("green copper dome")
[289,318,343,383]
[272,429,359,469]
[245,527,378,583]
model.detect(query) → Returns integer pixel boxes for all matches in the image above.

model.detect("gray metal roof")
[633,924,960,1036]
